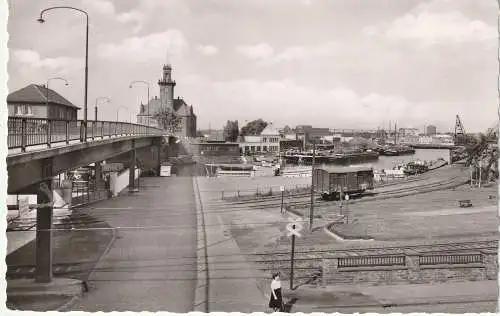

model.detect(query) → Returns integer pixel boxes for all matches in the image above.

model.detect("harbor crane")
[454,115,468,146]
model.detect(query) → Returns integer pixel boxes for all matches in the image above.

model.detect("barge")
[378,145,416,156]
[282,150,379,166]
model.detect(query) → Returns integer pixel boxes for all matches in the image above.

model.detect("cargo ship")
[282,149,379,166]
[378,145,416,156]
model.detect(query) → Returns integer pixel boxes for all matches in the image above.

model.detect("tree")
[223,120,239,142]
[240,119,268,136]
[282,125,292,134]
[152,108,182,133]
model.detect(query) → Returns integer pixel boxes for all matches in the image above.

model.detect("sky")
[6,0,499,133]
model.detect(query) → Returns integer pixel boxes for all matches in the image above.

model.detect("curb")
[324,223,375,243]
[323,224,345,242]
[193,177,209,313]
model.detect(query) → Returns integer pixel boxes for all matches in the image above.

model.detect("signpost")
[286,220,303,289]
[280,186,285,215]
[18,197,29,218]
[102,163,124,173]
[344,193,350,223]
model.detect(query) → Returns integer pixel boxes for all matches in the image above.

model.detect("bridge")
[7,117,168,194]
[7,117,169,283]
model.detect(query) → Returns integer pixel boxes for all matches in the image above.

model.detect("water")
[348,149,451,171]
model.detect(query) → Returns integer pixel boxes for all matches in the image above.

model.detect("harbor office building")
[239,126,281,155]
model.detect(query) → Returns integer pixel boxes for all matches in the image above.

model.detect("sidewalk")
[195,176,269,313]
[282,280,498,313]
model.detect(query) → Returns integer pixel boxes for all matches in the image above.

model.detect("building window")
[263,146,268,152]
[15,105,32,116]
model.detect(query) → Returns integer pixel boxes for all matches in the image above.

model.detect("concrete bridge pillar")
[95,161,103,182]
[35,164,54,283]
[129,148,137,192]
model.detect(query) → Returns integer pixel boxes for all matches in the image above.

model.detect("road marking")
[15,268,21,273]
[29,267,35,273]
[93,207,132,210]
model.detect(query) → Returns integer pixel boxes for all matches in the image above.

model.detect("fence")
[72,180,109,206]
[8,117,164,152]
[338,255,406,268]
[419,253,482,266]
[322,249,497,286]
[221,184,312,200]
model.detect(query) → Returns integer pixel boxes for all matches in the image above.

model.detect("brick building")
[137,64,197,137]
[7,84,79,120]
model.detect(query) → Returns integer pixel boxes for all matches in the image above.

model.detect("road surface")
[66,175,198,312]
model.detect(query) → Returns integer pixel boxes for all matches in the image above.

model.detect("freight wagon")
[313,166,374,200]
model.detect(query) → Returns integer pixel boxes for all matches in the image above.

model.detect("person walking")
[268,273,284,312]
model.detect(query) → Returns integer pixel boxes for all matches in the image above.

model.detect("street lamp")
[45,77,69,117]
[94,97,111,121]
[116,105,131,123]
[129,80,150,126]
[38,6,89,141]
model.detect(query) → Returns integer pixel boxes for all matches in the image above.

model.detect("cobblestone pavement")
[64,176,198,312]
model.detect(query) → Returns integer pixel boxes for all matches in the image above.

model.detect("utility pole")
[280,186,285,215]
[290,224,296,290]
[309,139,316,231]
[478,161,482,188]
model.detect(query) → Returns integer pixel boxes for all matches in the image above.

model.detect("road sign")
[286,222,303,238]
[280,186,285,192]
[102,163,124,173]
[18,197,30,218]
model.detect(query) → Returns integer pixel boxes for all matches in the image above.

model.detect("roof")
[141,98,161,114]
[142,97,196,115]
[316,166,373,173]
[174,98,196,116]
[7,84,80,109]
[260,125,280,135]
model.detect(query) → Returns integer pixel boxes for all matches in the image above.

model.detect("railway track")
[212,174,468,211]
[9,173,468,232]
[7,239,497,279]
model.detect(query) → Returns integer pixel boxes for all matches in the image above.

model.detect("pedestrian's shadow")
[283,298,298,313]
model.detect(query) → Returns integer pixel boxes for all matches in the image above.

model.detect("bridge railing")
[8,117,164,152]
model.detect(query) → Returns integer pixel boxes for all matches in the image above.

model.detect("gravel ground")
[330,184,498,241]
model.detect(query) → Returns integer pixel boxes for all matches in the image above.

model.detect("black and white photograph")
[1,0,499,313]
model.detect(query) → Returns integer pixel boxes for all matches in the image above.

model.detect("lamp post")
[129,81,150,126]
[45,77,69,116]
[116,105,130,123]
[94,97,111,121]
[38,6,89,141]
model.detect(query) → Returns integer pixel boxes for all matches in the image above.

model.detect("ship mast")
[394,122,397,145]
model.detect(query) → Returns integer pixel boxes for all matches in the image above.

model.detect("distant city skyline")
[6,0,497,133]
